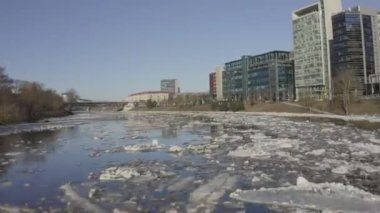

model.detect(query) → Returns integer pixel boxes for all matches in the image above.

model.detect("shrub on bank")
[211,101,245,112]
[0,67,66,124]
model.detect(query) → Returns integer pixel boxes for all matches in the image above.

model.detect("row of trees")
[0,67,71,124]
[298,69,357,115]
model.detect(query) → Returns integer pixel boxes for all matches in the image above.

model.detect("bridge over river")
[67,100,129,112]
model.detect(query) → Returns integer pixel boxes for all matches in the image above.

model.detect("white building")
[215,66,225,101]
[292,0,342,100]
[126,91,170,103]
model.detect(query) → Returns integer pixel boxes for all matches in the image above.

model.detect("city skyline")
[1,0,379,101]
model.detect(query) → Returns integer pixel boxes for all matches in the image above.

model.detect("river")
[0,112,380,212]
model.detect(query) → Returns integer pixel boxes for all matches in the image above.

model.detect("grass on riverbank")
[132,102,312,114]
[300,99,380,115]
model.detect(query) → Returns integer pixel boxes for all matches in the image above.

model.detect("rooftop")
[292,2,319,19]
[128,91,170,97]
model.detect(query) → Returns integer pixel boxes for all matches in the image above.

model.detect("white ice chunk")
[60,183,106,213]
[99,167,141,181]
[124,143,163,152]
[350,143,380,154]
[332,166,350,175]
[152,139,159,146]
[231,177,380,212]
[189,174,238,204]
[169,145,183,153]
[306,149,326,156]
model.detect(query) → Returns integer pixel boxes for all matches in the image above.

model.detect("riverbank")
[132,99,380,116]
[0,110,72,126]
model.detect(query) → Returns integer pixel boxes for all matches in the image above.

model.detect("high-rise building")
[331,6,380,95]
[292,0,342,100]
[160,79,180,94]
[209,66,225,100]
[222,51,295,102]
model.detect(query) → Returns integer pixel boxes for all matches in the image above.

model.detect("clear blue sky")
[0,0,379,101]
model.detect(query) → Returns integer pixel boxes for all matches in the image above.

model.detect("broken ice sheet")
[187,173,238,212]
[231,177,380,212]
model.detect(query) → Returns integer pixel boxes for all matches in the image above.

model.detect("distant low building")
[126,91,170,103]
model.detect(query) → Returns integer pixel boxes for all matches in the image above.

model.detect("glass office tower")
[331,6,380,95]
[292,0,342,100]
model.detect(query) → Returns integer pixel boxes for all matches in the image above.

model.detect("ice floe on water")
[123,139,163,152]
[1,111,380,212]
[99,167,142,181]
[187,173,238,212]
[168,145,183,153]
[98,164,175,183]
[60,183,106,213]
[228,138,302,160]
[349,142,380,154]
[306,149,326,156]
[231,177,380,212]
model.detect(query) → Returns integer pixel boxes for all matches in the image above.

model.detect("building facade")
[215,66,224,100]
[126,91,170,103]
[292,0,342,100]
[223,59,243,100]
[246,51,294,101]
[209,72,217,98]
[160,79,180,94]
[209,66,225,100]
[331,6,380,95]
[222,51,294,102]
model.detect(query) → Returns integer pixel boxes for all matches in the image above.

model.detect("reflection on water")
[0,114,208,209]
[161,125,178,138]
[4,112,373,212]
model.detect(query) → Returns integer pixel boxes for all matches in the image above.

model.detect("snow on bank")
[231,177,380,212]
[236,111,380,123]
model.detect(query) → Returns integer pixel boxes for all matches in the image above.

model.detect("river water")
[0,112,380,212]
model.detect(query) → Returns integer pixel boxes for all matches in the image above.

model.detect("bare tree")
[0,66,13,88]
[333,70,353,115]
[64,88,80,103]
[299,88,314,112]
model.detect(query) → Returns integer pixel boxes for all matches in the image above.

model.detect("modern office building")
[331,6,380,95]
[160,79,180,94]
[209,66,225,101]
[247,51,294,101]
[222,51,294,101]
[223,59,243,100]
[292,0,342,100]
